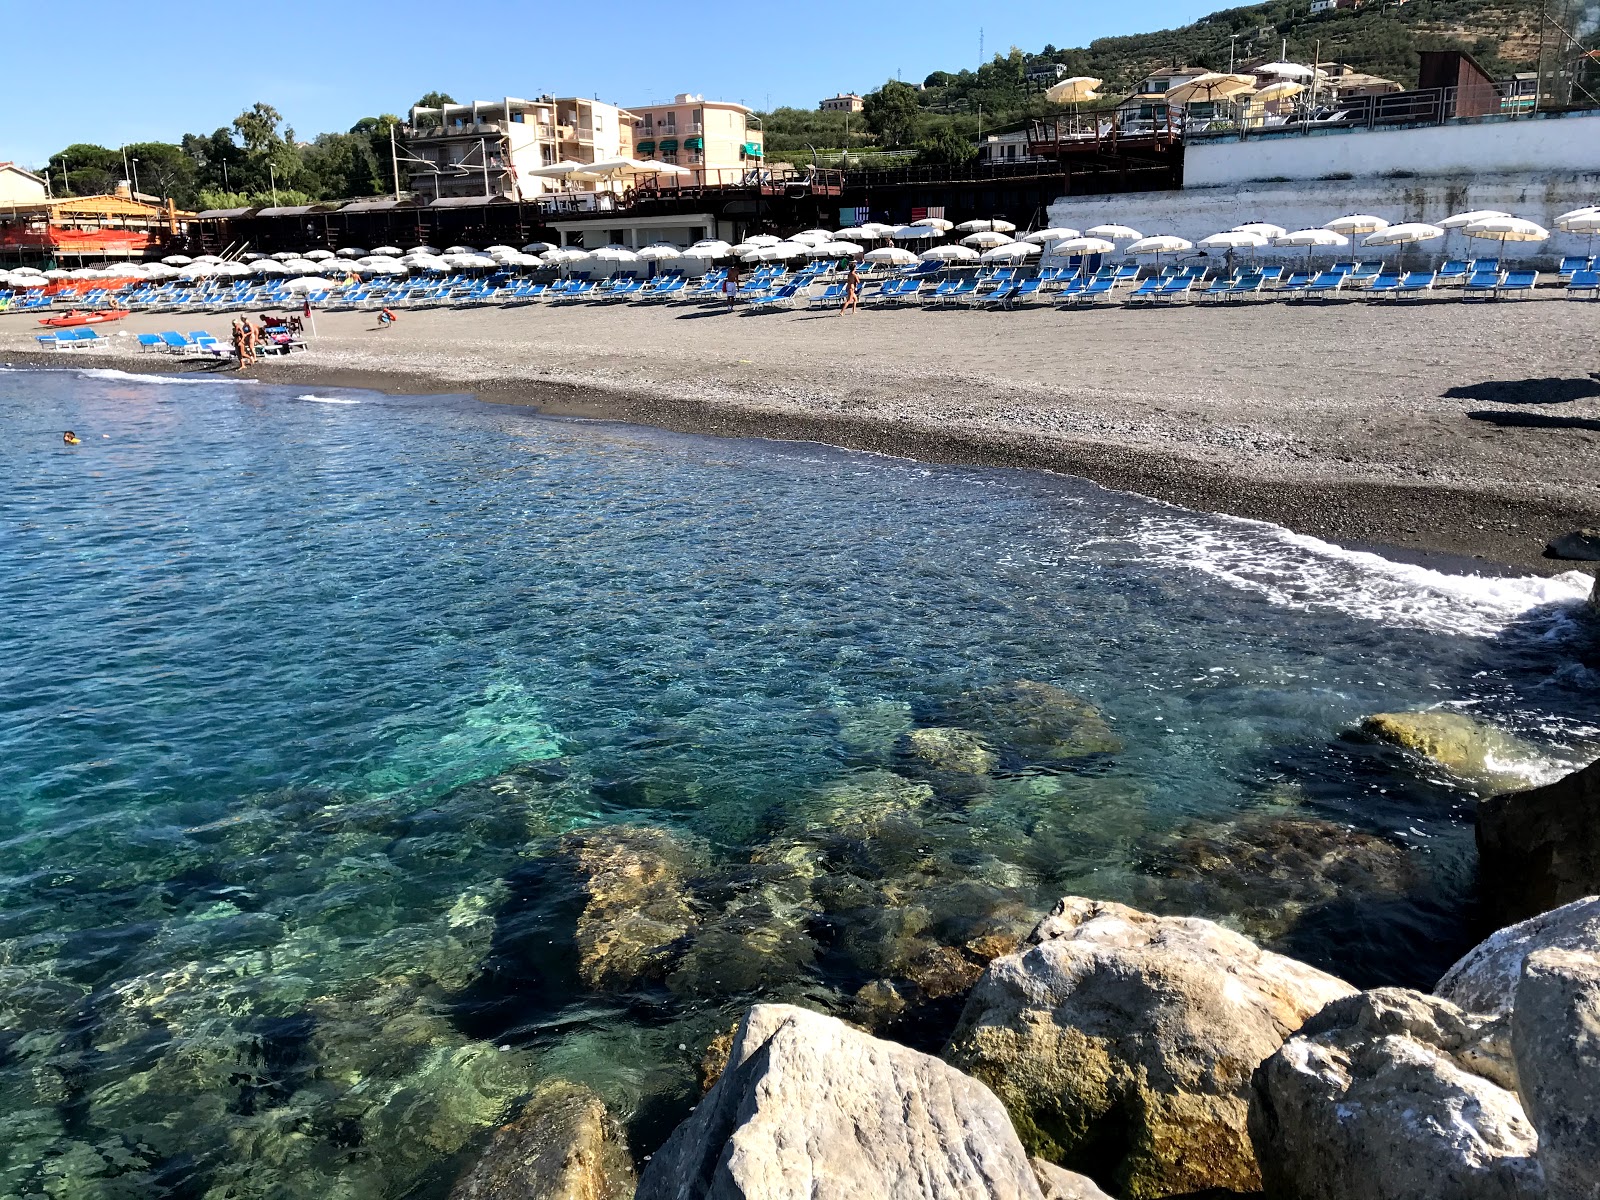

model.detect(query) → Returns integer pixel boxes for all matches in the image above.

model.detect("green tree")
[410,91,457,127]
[46,143,123,196]
[862,80,922,147]
[122,142,197,206]
[916,126,978,165]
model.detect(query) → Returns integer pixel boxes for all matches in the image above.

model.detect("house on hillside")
[978,129,1036,162]
[820,93,864,113]
[1027,63,1070,84]
[0,162,48,204]
[1114,67,1212,130]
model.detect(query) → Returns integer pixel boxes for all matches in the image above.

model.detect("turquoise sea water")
[1,367,1595,1198]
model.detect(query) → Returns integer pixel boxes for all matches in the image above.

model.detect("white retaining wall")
[1047,170,1600,268]
[1184,111,1600,187]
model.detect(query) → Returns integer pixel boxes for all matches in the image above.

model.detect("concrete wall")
[1185,111,1600,188]
[1047,169,1600,268]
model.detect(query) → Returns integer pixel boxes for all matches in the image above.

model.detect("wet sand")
[5,294,1599,573]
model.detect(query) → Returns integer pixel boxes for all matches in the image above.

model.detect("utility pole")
[979,27,984,64]
[269,163,278,207]
[1230,33,1242,71]
[131,158,140,199]
[481,137,490,198]
[390,121,402,199]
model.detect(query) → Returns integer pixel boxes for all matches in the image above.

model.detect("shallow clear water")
[1,367,1594,1199]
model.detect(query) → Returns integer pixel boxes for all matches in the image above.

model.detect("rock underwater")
[943,896,1355,1198]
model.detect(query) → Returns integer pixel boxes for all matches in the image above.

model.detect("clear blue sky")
[7,0,1217,168]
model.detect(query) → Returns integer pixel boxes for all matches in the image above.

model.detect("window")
[665,111,677,128]
[511,112,524,123]
[608,229,624,245]
[595,115,604,131]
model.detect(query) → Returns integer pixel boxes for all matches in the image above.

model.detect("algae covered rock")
[807,768,933,830]
[938,680,1123,765]
[898,726,1000,776]
[944,896,1355,1197]
[637,1003,1050,1200]
[560,824,704,991]
[448,1079,635,1200]
[1360,710,1546,792]
[1249,988,1542,1200]
[1476,756,1600,924]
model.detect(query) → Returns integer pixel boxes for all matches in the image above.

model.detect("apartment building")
[404,96,636,200]
[627,94,763,184]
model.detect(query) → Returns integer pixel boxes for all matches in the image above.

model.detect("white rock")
[1436,896,1600,1017]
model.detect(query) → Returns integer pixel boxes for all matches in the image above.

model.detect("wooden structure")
[0,194,189,264]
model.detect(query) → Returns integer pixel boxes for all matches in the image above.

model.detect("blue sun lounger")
[1223,272,1265,301]
[1125,277,1165,304]
[1365,272,1403,298]
[1436,260,1470,284]
[1396,271,1436,298]
[1498,269,1538,298]
[1565,269,1600,299]
[1462,269,1503,300]
[1299,271,1345,299]
[743,282,804,311]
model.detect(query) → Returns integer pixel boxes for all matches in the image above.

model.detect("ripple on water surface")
[0,368,1593,1198]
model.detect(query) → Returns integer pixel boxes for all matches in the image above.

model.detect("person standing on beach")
[841,260,861,315]
[231,319,249,368]
[723,264,740,308]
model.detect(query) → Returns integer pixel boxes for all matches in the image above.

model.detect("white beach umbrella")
[730,242,764,257]
[1054,236,1117,255]
[337,247,367,258]
[239,252,266,262]
[865,246,919,265]
[162,254,194,266]
[980,241,1042,262]
[1045,76,1104,104]
[1086,224,1143,241]
[1554,205,1600,227]
[444,245,476,254]
[303,249,335,261]
[961,230,1015,248]
[860,222,899,238]
[1561,213,1600,234]
[1021,227,1082,244]
[320,260,356,275]
[543,248,589,266]
[282,276,327,292]
[194,255,225,264]
[1127,235,1195,254]
[1438,211,1511,230]
[1362,222,1445,247]
[787,230,831,246]
[742,234,783,247]
[408,245,442,256]
[370,245,403,257]
[1256,61,1322,79]
[919,244,981,262]
[1462,216,1550,261]
[686,240,734,257]
[255,260,291,275]
[835,226,876,239]
[889,224,942,240]
[1273,229,1348,248]
[588,246,640,264]
[270,251,301,262]
[1230,222,1287,239]
[809,240,865,257]
[484,245,516,254]
[1325,214,1390,236]
[636,244,683,260]
[910,217,954,231]
[1253,80,1305,103]
[521,242,558,254]
[762,241,811,260]
[636,159,692,176]
[955,219,1016,233]
[280,258,323,274]
[1198,230,1269,250]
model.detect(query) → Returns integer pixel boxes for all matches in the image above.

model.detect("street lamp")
[269,163,278,207]
[131,158,140,199]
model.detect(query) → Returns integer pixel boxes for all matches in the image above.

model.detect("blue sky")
[6,0,1216,168]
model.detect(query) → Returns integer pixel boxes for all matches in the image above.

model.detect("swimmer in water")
[63,431,81,445]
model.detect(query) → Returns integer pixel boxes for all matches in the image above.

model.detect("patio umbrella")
[910,217,954,231]
[787,230,831,246]
[280,259,323,274]
[1086,224,1143,240]
[1231,222,1287,239]
[686,240,734,257]
[1273,227,1349,269]
[980,241,1041,262]
[860,222,899,238]
[1255,61,1322,80]
[1044,76,1103,104]
[336,247,368,258]
[1362,222,1445,271]
[1438,210,1511,230]
[636,160,691,176]
[303,249,336,261]
[444,245,476,254]
[522,242,558,254]
[271,251,301,261]
[1165,73,1257,106]
[1127,234,1196,271]
[835,226,876,239]
[255,261,291,274]
[955,219,1016,233]
[1054,236,1117,255]
[1021,227,1082,244]
[1561,211,1600,255]
[743,234,783,247]
[282,276,327,292]
[1199,229,1269,274]
[1325,214,1390,236]
[890,224,942,240]
[809,240,865,257]
[636,244,683,260]
[961,230,1014,248]
[543,248,589,266]
[919,244,981,262]
[162,255,194,266]
[865,246,919,265]
[194,255,225,264]
[1555,205,1600,227]
[761,241,812,260]
[1462,216,1549,262]
[408,245,443,255]
[1252,80,1304,104]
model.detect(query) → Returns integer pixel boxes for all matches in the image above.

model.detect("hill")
[757,0,1547,162]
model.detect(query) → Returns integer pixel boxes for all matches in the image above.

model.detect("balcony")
[404,120,509,140]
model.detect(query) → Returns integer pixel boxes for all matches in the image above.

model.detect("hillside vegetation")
[758,0,1545,163]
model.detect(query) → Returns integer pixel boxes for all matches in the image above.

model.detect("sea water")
[0,368,1593,1198]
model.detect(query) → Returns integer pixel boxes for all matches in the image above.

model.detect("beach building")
[979,130,1036,163]
[820,93,865,113]
[0,162,48,204]
[0,192,188,264]
[405,96,637,201]
[627,95,763,185]
[1114,68,1213,129]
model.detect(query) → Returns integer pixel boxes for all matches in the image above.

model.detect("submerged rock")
[636,1003,1052,1200]
[937,680,1123,765]
[1360,710,1546,792]
[807,768,933,830]
[1249,988,1541,1200]
[898,726,1000,777]
[1476,757,1600,924]
[944,896,1355,1197]
[560,825,704,991]
[1510,947,1600,1199]
[1436,895,1600,1017]
[448,1079,635,1200]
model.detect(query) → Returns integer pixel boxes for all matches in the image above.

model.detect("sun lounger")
[1298,271,1345,299]
[1436,260,1469,284]
[998,278,1042,309]
[1125,277,1165,304]
[136,333,165,352]
[1462,270,1502,300]
[1151,276,1194,302]
[936,278,980,307]
[1366,272,1403,298]
[978,282,1019,308]
[743,282,804,311]
[1224,272,1265,301]
[1396,271,1436,298]
[1565,269,1600,299]
[1276,272,1314,295]
[808,283,846,309]
[1199,276,1236,301]
[1559,256,1592,278]
[1470,257,1499,274]
[1073,276,1118,305]
[1499,269,1538,297]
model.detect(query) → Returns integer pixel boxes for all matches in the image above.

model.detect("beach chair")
[1499,269,1538,298]
[35,333,62,350]
[1224,272,1265,301]
[937,277,980,307]
[1471,257,1499,275]
[1559,255,1591,278]
[978,282,1019,309]
[136,333,164,352]
[1276,272,1314,296]
[1153,276,1195,303]
[1351,262,1385,286]
[1396,271,1436,299]
[998,278,1043,309]
[1299,271,1345,299]
[1462,269,1503,300]
[1366,272,1403,298]
[1565,269,1600,299]
[1125,277,1165,305]
[807,283,846,309]
[158,331,198,354]
[1198,275,1236,302]
[743,282,804,312]
[1437,260,1469,284]
[1071,276,1118,305]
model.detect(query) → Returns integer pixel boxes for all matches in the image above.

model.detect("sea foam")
[73,368,252,386]
[1100,511,1595,639]
[295,394,359,404]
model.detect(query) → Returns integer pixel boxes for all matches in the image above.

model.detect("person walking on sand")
[723,265,740,308]
[231,319,247,369]
[841,260,861,315]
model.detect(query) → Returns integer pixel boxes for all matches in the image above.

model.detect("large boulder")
[1248,988,1541,1200]
[1436,896,1600,1017]
[943,897,1355,1197]
[1360,711,1546,793]
[636,1003,1058,1200]
[1511,947,1600,1200]
[1477,758,1600,924]
[935,681,1123,765]
[1546,529,1600,560]
[449,1080,635,1200]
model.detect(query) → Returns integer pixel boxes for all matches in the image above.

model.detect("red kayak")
[39,310,131,328]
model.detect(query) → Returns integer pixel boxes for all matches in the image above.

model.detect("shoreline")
[9,347,1594,578]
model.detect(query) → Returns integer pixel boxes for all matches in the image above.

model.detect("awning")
[636,140,656,153]
[741,142,764,158]
[254,204,319,217]
[429,194,516,207]
[657,138,679,152]
[195,206,253,219]
[338,197,409,211]
[684,136,704,151]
